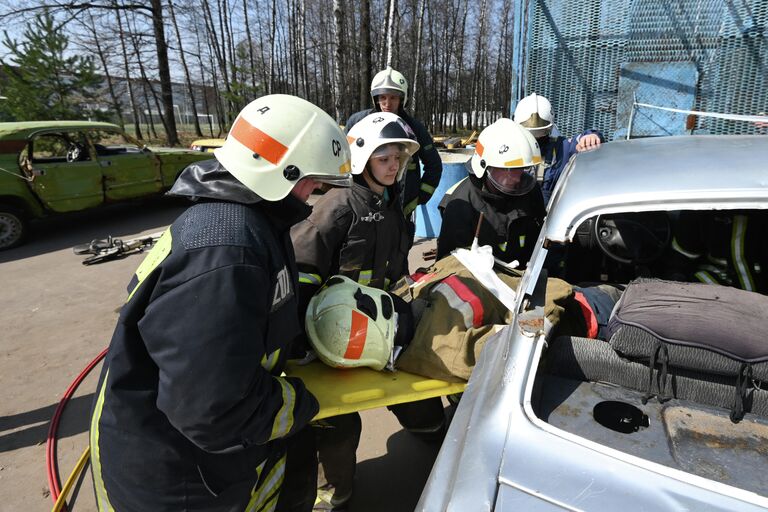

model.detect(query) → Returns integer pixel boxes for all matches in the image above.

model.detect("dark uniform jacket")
[436,176,546,266]
[540,129,603,205]
[291,176,410,310]
[89,159,318,512]
[669,210,768,293]
[345,108,442,216]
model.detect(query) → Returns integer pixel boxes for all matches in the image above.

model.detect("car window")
[87,129,143,156]
[29,132,92,163]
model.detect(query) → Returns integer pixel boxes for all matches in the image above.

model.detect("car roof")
[544,135,768,242]
[0,121,122,141]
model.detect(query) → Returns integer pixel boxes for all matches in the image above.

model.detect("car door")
[87,129,163,201]
[25,131,104,212]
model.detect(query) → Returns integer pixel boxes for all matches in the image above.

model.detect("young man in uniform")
[513,93,603,205]
[345,66,443,222]
[437,118,546,268]
[89,95,351,512]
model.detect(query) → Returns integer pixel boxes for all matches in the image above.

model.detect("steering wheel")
[593,212,671,265]
[66,143,83,162]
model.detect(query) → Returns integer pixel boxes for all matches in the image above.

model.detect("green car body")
[0,121,212,249]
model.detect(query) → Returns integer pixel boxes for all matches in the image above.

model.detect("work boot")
[314,483,352,511]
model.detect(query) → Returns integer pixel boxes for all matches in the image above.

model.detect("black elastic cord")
[657,344,670,403]
[642,341,661,405]
[730,363,753,423]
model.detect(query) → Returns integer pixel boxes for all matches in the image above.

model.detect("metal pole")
[626,92,637,140]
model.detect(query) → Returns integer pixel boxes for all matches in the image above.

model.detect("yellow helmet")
[214,94,352,201]
[305,276,396,371]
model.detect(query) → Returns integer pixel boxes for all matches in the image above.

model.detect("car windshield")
[87,129,144,156]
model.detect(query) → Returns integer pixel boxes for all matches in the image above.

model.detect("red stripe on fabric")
[230,117,288,165]
[443,275,483,328]
[344,310,368,360]
[573,291,598,339]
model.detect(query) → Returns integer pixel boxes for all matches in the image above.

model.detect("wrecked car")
[419,135,768,511]
[0,121,211,249]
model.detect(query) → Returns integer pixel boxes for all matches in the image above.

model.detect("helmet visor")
[486,166,537,196]
[303,173,352,187]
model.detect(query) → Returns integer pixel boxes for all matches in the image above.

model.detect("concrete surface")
[0,196,441,512]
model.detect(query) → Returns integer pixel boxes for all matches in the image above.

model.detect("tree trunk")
[332,0,345,122]
[384,0,396,67]
[149,0,179,145]
[359,0,372,110]
[114,5,142,139]
[410,0,425,116]
[168,0,203,136]
[87,11,124,128]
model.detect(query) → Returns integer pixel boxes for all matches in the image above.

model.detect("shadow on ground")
[347,428,442,511]
[0,394,94,453]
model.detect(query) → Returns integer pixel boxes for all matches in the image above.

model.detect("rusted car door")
[87,129,163,200]
[25,131,104,212]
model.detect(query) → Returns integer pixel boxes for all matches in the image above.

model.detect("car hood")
[168,158,264,204]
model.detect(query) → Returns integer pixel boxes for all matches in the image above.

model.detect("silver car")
[419,136,768,511]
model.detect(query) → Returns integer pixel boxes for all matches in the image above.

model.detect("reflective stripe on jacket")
[90,197,318,511]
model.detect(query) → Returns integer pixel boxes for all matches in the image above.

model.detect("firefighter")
[345,66,443,226]
[89,95,352,512]
[513,93,604,205]
[291,112,445,509]
[436,118,546,268]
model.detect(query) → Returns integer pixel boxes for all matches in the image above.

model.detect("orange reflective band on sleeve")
[573,291,598,339]
[344,310,368,360]
[230,117,288,165]
[475,140,484,157]
[442,275,484,328]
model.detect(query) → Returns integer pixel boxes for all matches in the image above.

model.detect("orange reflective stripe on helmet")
[344,310,369,360]
[230,116,288,165]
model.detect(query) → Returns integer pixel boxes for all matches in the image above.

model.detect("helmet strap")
[363,165,389,191]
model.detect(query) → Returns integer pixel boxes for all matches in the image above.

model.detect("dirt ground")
[0,196,442,512]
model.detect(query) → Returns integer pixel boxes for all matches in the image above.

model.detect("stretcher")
[284,360,467,420]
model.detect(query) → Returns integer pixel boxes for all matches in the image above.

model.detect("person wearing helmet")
[436,118,546,267]
[513,93,603,205]
[89,95,352,512]
[291,112,446,509]
[345,66,443,224]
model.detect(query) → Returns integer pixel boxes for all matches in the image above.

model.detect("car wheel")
[0,207,27,250]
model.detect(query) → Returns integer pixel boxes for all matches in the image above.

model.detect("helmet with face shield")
[347,112,420,182]
[468,118,542,196]
[370,66,409,107]
[513,93,554,139]
[214,94,352,201]
[305,275,397,371]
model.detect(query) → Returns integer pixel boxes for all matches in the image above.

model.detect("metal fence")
[516,0,767,139]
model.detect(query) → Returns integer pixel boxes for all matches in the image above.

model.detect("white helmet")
[347,112,420,181]
[370,66,409,107]
[305,276,396,371]
[468,118,542,196]
[214,94,352,201]
[513,93,554,138]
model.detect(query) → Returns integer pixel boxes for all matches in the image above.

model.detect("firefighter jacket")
[392,255,581,382]
[291,176,411,309]
[668,210,767,293]
[539,129,603,205]
[345,108,443,216]
[89,159,319,512]
[436,175,546,266]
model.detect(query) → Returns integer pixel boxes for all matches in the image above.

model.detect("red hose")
[46,348,108,508]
